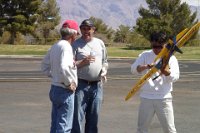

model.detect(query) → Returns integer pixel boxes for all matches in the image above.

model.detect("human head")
[150,31,168,55]
[60,20,79,43]
[80,19,95,42]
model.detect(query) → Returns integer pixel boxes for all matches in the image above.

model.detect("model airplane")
[125,22,200,101]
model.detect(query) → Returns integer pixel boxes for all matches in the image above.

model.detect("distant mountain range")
[57,0,200,29]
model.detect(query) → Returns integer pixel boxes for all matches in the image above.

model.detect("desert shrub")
[0,31,11,44]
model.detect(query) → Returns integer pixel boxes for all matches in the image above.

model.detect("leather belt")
[78,78,100,85]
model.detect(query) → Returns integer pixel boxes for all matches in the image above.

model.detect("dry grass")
[0,44,199,59]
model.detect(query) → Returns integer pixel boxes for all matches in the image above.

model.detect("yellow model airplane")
[125,22,200,101]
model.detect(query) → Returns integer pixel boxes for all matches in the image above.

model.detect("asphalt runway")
[0,57,200,133]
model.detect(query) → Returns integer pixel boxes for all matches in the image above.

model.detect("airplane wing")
[125,22,200,101]
[125,65,159,101]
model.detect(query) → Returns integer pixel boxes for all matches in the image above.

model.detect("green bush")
[126,35,150,50]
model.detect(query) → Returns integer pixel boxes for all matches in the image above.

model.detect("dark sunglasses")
[80,27,92,31]
[152,45,163,49]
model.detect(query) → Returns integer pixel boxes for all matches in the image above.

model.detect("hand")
[88,55,95,63]
[76,56,95,68]
[101,67,107,76]
[101,76,107,83]
[147,64,154,69]
[161,64,171,76]
[68,82,76,92]
[137,63,154,72]
[83,56,95,64]
[101,63,108,83]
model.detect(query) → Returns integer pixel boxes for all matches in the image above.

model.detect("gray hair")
[60,27,77,38]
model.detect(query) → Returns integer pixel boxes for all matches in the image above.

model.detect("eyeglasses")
[80,27,92,31]
[152,45,163,49]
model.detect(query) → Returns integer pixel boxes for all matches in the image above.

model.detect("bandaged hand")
[101,67,107,76]
[101,63,108,83]
[101,67,107,83]
[101,76,107,83]
[101,63,108,76]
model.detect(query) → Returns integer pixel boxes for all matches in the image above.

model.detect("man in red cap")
[41,19,79,133]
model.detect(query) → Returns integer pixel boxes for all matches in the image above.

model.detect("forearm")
[75,60,85,68]
[75,56,95,68]
[137,64,152,73]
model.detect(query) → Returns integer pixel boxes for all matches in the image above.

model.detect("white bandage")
[101,63,108,76]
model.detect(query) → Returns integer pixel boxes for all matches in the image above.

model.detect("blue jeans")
[72,79,103,133]
[49,85,74,133]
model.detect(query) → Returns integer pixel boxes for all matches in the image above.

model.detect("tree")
[0,0,43,44]
[134,0,197,39]
[90,16,114,42]
[36,0,60,44]
[114,25,131,43]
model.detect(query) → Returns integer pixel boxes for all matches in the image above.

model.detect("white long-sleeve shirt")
[41,40,77,88]
[131,50,180,99]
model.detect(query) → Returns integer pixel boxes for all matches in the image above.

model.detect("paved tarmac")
[0,57,200,133]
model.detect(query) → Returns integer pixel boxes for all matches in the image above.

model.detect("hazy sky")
[182,0,200,6]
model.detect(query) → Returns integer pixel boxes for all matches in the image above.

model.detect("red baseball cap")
[62,20,79,32]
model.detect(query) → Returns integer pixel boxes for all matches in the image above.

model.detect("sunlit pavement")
[0,57,200,133]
